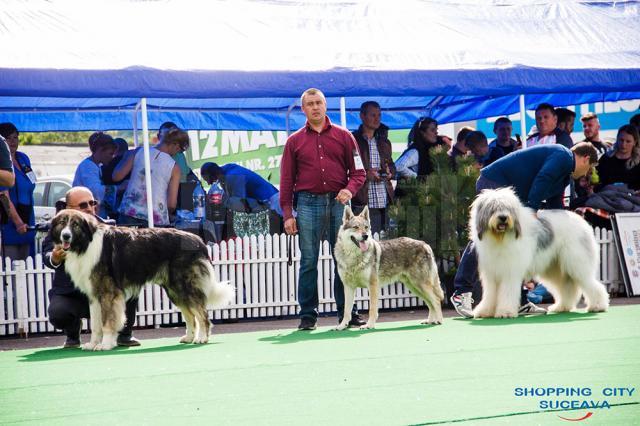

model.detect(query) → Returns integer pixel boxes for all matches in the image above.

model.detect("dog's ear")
[342,205,354,224]
[360,205,370,222]
[78,213,96,243]
[477,229,485,241]
[475,216,486,241]
[49,212,63,243]
[513,216,521,239]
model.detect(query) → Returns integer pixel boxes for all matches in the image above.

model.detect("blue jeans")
[296,191,356,320]
[527,283,553,304]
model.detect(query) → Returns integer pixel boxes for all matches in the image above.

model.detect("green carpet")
[1,306,639,426]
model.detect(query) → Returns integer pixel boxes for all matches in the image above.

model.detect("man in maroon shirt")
[280,88,366,330]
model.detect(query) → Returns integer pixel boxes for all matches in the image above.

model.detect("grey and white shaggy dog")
[49,209,235,350]
[470,187,609,318]
[334,206,444,329]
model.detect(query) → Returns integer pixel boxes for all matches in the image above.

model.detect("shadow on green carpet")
[259,323,436,344]
[18,342,210,363]
[459,311,603,326]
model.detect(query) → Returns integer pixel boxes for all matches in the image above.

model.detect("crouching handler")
[44,186,140,348]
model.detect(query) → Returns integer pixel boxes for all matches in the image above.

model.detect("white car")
[33,175,73,223]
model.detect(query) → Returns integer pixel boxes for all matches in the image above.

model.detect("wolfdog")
[334,206,444,330]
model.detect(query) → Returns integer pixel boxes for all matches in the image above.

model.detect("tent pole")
[340,97,347,128]
[140,98,154,228]
[133,102,140,147]
[519,94,527,148]
[286,101,296,136]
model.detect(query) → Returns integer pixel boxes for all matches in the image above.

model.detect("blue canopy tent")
[1,0,639,132]
[1,0,639,224]
[1,93,639,133]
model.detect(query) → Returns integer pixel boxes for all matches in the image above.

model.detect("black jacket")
[351,123,396,206]
[486,138,518,166]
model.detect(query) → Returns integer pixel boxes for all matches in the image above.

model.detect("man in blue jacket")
[201,162,282,216]
[450,142,598,318]
[0,134,15,187]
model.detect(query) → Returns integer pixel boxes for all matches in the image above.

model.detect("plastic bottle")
[207,181,225,213]
[207,181,226,240]
[192,183,206,220]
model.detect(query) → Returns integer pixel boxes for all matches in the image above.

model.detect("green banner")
[185,128,412,186]
[186,130,287,185]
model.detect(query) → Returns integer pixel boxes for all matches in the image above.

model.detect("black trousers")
[48,292,138,339]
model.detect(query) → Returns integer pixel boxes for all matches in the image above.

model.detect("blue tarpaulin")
[1,0,639,131]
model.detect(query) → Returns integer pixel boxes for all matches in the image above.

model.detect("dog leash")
[286,234,293,266]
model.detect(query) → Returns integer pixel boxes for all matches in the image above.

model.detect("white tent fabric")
[1,0,640,131]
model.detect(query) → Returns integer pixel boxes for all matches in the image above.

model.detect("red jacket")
[279,117,366,220]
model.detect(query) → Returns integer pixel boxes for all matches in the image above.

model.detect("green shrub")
[388,145,479,259]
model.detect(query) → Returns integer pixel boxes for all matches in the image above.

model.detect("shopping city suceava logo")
[514,386,636,421]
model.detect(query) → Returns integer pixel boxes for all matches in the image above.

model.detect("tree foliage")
[388,145,480,259]
[20,131,136,146]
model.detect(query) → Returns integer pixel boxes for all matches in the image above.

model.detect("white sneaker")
[450,292,474,318]
[518,302,547,315]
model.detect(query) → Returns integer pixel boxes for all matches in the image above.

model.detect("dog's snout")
[361,234,368,241]
[497,215,508,223]
[61,230,72,242]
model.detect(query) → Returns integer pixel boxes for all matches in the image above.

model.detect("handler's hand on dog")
[284,218,298,235]
[335,189,352,205]
[51,245,67,266]
[15,221,28,234]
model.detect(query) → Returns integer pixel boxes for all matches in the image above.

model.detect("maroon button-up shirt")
[279,117,366,220]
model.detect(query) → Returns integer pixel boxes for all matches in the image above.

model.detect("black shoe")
[348,314,366,327]
[117,335,141,347]
[63,337,80,349]
[297,317,317,331]
[63,324,81,348]
[337,314,366,328]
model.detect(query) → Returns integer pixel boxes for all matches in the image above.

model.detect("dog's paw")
[494,309,517,318]
[192,335,209,344]
[334,322,349,331]
[587,303,608,313]
[179,335,194,344]
[547,304,571,313]
[360,321,376,330]
[421,319,442,325]
[473,302,495,319]
[94,342,116,351]
[81,342,99,351]
[473,309,493,319]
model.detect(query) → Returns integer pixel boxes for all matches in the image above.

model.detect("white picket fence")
[0,228,623,337]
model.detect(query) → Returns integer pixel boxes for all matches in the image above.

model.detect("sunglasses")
[71,200,98,209]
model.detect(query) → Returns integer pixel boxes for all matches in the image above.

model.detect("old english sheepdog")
[470,187,609,318]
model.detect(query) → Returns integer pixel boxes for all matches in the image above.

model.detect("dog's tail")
[200,260,236,309]
[423,243,445,302]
